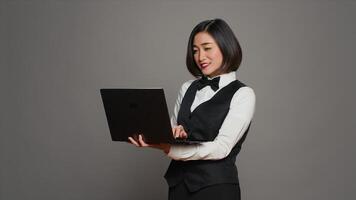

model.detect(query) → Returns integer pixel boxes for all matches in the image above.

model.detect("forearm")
[167,119,248,161]
[167,87,256,161]
[149,143,171,154]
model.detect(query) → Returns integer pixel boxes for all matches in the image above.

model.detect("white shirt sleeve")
[168,86,256,161]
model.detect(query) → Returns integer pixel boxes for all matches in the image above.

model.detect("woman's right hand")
[128,134,171,154]
[172,125,188,139]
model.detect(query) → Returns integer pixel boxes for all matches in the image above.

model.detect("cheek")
[193,54,199,63]
[212,50,223,63]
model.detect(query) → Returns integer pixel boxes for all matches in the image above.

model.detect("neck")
[206,68,227,79]
[207,72,225,79]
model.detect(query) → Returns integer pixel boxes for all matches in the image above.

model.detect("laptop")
[100,88,202,144]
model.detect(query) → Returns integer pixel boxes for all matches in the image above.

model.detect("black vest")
[164,79,251,192]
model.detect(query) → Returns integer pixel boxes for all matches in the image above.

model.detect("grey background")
[1,0,355,199]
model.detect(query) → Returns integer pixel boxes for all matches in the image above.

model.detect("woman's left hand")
[128,134,171,154]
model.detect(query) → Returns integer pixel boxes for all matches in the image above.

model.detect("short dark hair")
[186,18,242,78]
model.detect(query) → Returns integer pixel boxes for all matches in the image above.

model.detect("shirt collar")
[207,71,237,89]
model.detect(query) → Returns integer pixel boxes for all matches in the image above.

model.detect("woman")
[128,18,256,200]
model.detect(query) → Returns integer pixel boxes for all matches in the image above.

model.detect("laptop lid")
[100,88,178,144]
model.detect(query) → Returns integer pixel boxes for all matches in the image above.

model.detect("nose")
[199,50,206,62]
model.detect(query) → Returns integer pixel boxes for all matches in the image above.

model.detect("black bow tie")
[197,76,220,91]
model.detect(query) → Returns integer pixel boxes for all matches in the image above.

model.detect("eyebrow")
[193,42,212,47]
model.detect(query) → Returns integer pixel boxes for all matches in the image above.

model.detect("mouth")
[200,63,210,69]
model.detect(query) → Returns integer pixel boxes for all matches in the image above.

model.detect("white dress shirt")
[168,71,256,161]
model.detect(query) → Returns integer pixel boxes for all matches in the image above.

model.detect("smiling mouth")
[200,63,210,69]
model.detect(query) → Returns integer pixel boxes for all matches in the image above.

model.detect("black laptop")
[100,88,202,144]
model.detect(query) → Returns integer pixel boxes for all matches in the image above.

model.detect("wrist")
[163,144,171,154]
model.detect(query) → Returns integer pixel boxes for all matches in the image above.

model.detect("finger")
[175,128,182,138]
[173,127,179,138]
[182,130,188,138]
[172,127,176,137]
[180,131,187,139]
[179,126,186,138]
[179,125,185,132]
[128,137,140,147]
[178,131,183,138]
[128,137,140,146]
[180,126,187,138]
[138,134,149,147]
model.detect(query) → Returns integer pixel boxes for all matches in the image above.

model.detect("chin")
[200,69,211,76]
[202,71,214,77]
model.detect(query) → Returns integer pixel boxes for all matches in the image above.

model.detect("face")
[193,32,224,78]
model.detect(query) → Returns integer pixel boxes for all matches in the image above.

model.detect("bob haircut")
[186,18,242,78]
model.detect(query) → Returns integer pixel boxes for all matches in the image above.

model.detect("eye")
[193,49,198,54]
[204,47,211,51]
